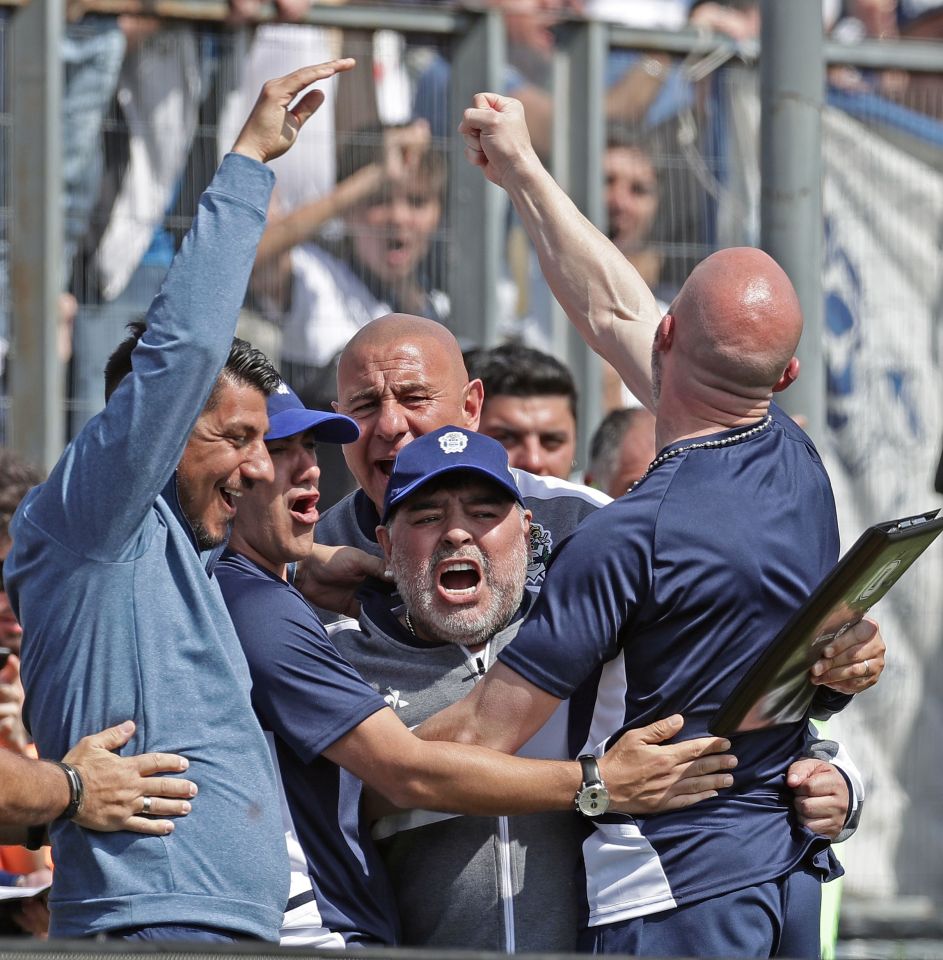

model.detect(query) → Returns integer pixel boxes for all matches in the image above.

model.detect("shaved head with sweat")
[335,314,484,511]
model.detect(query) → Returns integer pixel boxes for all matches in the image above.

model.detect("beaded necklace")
[632,415,773,491]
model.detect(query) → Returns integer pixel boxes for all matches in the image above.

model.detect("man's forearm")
[501,156,660,409]
[328,708,581,817]
[391,739,581,816]
[0,752,67,827]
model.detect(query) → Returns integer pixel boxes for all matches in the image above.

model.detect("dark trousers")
[579,863,822,959]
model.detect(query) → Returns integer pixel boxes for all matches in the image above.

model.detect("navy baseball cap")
[381,425,524,524]
[265,380,360,444]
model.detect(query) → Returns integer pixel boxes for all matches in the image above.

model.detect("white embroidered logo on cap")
[276,381,290,395]
[438,431,469,454]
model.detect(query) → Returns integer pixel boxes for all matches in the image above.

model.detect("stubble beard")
[392,536,529,648]
[177,472,230,552]
[651,341,662,406]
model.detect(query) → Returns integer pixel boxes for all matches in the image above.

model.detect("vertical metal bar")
[551,18,605,470]
[9,0,64,469]
[759,0,825,443]
[448,8,504,349]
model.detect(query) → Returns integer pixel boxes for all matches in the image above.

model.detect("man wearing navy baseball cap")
[264,380,361,446]
[216,409,738,948]
[380,425,525,524]
[333,425,585,951]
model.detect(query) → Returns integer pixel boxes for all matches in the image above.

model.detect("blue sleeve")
[498,505,651,699]
[810,686,854,719]
[31,153,274,559]
[226,577,387,763]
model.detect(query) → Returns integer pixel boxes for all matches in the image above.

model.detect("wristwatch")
[574,754,610,817]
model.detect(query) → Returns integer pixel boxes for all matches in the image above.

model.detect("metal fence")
[1,0,942,941]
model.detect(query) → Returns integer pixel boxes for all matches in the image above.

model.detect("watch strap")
[50,760,85,821]
[578,753,603,788]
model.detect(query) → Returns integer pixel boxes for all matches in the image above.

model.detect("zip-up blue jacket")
[6,153,289,939]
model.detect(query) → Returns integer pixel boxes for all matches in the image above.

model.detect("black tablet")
[710,509,943,737]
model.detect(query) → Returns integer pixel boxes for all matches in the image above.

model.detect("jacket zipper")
[462,640,516,951]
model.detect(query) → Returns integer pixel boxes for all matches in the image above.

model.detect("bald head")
[335,314,484,511]
[339,314,468,387]
[669,247,803,393]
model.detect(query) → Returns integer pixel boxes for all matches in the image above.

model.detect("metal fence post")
[9,0,64,470]
[448,8,504,350]
[759,0,825,443]
[551,17,606,471]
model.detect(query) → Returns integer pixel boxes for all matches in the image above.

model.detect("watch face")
[576,785,610,817]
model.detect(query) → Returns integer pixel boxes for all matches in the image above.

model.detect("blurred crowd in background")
[2,0,942,495]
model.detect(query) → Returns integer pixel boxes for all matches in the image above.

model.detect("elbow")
[384,773,435,810]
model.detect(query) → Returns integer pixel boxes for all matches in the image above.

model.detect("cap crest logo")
[438,431,469,454]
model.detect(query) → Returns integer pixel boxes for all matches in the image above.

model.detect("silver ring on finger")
[141,796,153,815]
[862,659,871,678]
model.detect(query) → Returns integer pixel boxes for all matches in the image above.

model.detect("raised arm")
[459,92,660,410]
[44,60,355,557]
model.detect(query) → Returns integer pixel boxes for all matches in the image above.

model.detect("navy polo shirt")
[216,551,398,946]
[499,403,847,926]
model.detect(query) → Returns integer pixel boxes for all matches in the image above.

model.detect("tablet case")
[710,509,943,737]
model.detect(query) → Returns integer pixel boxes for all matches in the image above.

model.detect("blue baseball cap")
[381,425,524,524]
[265,380,360,444]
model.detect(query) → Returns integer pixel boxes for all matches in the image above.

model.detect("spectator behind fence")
[584,406,657,497]
[602,126,672,408]
[606,127,663,296]
[0,451,43,660]
[68,1,322,436]
[251,121,448,389]
[464,342,578,480]
[5,61,358,942]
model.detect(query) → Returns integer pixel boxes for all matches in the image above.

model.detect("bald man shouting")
[412,95,888,959]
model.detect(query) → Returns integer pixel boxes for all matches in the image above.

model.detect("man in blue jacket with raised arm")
[5,59,355,943]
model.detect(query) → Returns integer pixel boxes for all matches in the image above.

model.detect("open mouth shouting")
[436,556,484,604]
[381,235,414,268]
[289,491,320,526]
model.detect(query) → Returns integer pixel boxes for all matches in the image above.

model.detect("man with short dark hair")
[464,342,579,479]
[585,406,657,497]
[5,60,355,942]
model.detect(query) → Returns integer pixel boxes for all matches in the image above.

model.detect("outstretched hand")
[459,93,541,188]
[599,715,737,814]
[63,720,197,836]
[232,59,356,164]
[810,617,885,694]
